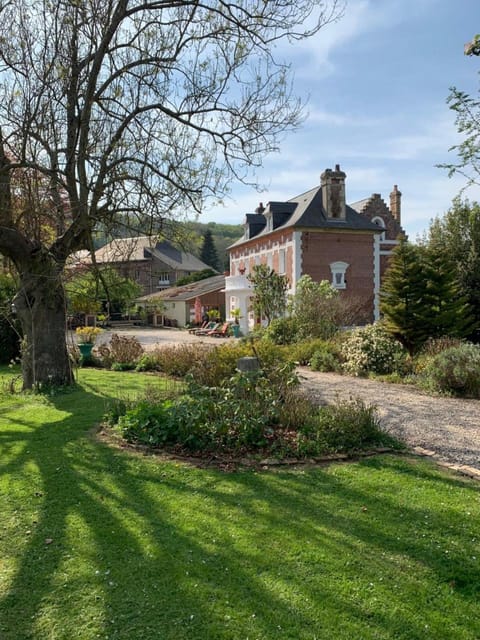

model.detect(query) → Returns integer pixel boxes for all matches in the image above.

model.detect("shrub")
[264,317,298,345]
[117,400,176,446]
[341,323,405,377]
[287,338,336,366]
[421,336,465,357]
[136,343,213,377]
[422,343,480,397]
[97,333,144,369]
[310,344,342,372]
[297,397,387,455]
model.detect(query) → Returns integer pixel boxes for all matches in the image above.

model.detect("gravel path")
[298,367,480,473]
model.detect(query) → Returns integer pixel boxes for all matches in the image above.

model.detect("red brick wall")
[358,195,403,241]
[229,230,294,281]
[302,230,375,322]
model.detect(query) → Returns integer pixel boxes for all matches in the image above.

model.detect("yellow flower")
[75,326,102,344]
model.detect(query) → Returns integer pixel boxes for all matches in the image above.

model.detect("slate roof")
[229,184,381,248]
[93,236,211,271]
[137,274,226,303]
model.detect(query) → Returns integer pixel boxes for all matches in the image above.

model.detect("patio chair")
[194,322,220,336]
[188,320,208,334]
[207,322,231,338]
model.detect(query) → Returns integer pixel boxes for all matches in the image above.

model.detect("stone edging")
[412,446,480,481]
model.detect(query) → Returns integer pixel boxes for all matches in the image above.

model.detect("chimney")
[255,202,265,215]
[390,185,401,224]
[321,164,346,220]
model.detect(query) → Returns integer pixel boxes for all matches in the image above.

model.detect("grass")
[1,366,480,639]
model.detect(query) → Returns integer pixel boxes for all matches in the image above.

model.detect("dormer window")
[265,213,273,232]
[330,261,349,289]
[372,216,386,241]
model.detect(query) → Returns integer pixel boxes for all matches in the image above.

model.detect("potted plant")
[75,326,102,363]
[231,308,242,337]
[207,308,221,322]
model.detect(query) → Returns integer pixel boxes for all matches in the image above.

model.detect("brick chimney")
[321,164,346,220]
[390,185,401,224]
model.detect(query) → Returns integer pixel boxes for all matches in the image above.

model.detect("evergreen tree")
[381,238,475,355]
[200,230,220,271]
[425,198,480,340]
[420,246,474,341]
[380,238,428,355]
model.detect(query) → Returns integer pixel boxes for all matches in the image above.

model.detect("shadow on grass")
[1,373,480,639]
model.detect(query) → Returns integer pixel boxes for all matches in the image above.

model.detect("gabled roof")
[137,274,226,303]
[229,184,381,248]
[92,236,211,271]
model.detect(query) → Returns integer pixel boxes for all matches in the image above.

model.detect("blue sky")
[203,0,480,239]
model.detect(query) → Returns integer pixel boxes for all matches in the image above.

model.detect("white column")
[223,274,253,335]
[373,234,380,321]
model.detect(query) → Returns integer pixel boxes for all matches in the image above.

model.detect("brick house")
[92,236,213,295]
[225,165,404,333]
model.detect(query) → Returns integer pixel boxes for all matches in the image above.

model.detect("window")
[372,216,386,241]
[279,249,286,274]
[329,261,349,289]
[157,272,170,287]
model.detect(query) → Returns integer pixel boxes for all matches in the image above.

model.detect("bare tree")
[0,0,342,388]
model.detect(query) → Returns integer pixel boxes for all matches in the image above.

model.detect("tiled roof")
[92,236,211,271]
[229,184,381,248]
[137,274,226,302]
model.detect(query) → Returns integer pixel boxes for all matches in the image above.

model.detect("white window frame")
[278,249,286,274]
[372,216,386,242]
[329,261,349,290]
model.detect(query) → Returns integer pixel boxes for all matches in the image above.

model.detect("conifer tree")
[380,238,428,355]
[200,230,220,272]
[381,238,475,354]
[420,246,475,341]
[425,198,480,339]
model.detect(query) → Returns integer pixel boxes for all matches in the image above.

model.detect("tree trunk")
[14,251,73,390]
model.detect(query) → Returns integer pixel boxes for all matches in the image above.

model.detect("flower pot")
[232,324,241,338]
[78,342,94,364]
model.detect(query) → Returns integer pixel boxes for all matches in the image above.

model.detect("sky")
[202,0,480,240]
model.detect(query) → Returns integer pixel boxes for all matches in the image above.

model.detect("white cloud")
[288,0,437,76]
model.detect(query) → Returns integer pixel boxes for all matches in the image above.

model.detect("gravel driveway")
[298,367,480,475]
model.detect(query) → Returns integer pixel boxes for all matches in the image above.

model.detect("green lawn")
[1,367,479,639]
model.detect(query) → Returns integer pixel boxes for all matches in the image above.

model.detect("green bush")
[287,338,336,366]
[264,317,298,345]
[422,343,480,397]
[297,397,387,455]
[341,323,405,377]
[118,400,176,446]
[310,344,342,372]
[117,370,282,452]
[192,342,250,386]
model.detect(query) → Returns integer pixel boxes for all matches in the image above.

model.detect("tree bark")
[14,250,73,389]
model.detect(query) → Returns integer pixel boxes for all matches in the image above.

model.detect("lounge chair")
[207,322,231,338]
[194,322,220,336]
[188,320,208,334]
